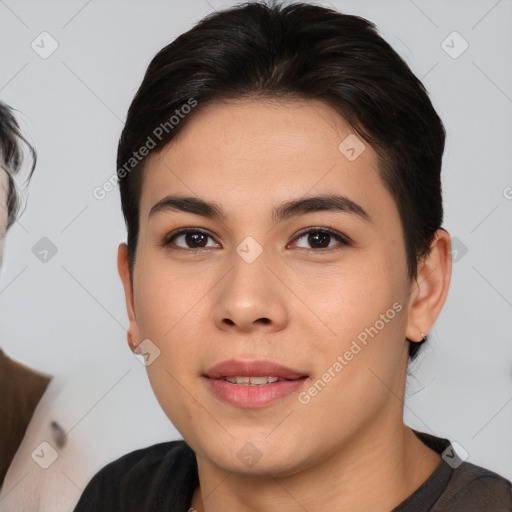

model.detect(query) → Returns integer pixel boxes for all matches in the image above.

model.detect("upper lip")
[204,359,307,380]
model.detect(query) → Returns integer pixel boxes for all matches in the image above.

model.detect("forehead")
[139,98,396,226]
[149,98,359,169]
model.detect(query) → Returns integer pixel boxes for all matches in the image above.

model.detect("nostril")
[221,317,270,326]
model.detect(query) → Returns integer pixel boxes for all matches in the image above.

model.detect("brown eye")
[307,231,331,248]
[165,229,219,250]
[292,228,348,250]
[183,232,208,248]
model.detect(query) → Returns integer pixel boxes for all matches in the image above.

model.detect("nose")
[212,248,288,334]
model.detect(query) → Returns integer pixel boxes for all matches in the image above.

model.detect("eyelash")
[162,226,350,252]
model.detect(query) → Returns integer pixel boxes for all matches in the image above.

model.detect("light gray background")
[0,0,511,495]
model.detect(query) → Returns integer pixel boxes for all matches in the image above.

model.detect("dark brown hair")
[0,101,36,229]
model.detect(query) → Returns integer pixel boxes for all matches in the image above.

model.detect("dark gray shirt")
[73,430,512,511]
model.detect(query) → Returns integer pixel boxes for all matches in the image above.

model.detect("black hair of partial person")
[0,101,37,230]
[116,0,446,360]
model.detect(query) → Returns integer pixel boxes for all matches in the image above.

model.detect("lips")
[203,359,309,408]
[203,359,307,380]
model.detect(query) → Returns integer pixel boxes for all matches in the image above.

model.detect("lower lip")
[204,377,307,408]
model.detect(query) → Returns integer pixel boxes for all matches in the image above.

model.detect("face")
[119,99,430,476]
[0,168,9,268]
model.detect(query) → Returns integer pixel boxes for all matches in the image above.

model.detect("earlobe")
[405,229,452,343]
[117,243,141,351]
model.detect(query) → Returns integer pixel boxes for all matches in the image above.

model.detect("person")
[0,101,46,486]
[0,102,85,512]
[73,1,512,511]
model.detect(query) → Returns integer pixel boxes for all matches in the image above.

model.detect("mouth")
[203,358,308,381]
[220,376,301,385]
[203,359,309,407]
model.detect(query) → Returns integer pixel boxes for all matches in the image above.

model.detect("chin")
[193,433,312,477]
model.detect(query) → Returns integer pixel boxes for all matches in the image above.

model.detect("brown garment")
[0,348,51,486]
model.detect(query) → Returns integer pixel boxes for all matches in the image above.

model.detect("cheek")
[140,291,205,432]
[299,261,407,398]
[134,261,209,380]
[297,257,403,341]
[299,309,407,442]
[134,258,207,339]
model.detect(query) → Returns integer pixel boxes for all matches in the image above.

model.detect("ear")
[406,229,452,343]
[117,243,142,352]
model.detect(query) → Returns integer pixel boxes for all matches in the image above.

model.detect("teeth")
[224,376,282,385]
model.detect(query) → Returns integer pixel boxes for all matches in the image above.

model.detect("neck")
[190,419,441,512]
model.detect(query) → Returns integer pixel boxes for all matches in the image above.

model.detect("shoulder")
[73,440,198,511]
[409,430,511,511]
[433,460,512,512]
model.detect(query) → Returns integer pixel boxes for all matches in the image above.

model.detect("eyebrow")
[148,194,372,224]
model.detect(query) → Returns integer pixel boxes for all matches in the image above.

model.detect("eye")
[163,229,219,250]
[290,227,349,250]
